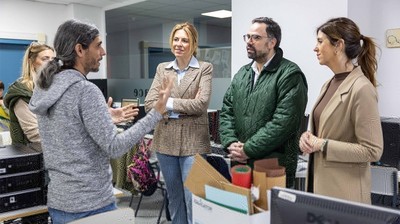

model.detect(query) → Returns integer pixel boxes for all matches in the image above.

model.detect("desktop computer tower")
[0,170,44,194]
[0,188,44,213]
[380,117,400,169]
[0,144,42,175]
[0,144,46,213]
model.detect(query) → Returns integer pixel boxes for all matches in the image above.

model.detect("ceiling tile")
[25,0,230,33]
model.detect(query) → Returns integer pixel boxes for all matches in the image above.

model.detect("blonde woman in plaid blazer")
[144,22,213,224]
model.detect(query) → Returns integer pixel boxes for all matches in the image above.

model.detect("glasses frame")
[243,34,271,43]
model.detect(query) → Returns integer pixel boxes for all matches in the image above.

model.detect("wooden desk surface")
[69,208,135,224]
[0,205,48,222]
[0,188,126,222]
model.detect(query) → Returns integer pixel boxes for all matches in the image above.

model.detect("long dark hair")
[37,19,99,89]
[317,17,378,87]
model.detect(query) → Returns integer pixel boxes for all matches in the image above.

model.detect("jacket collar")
[164,58,201,98]
[313,66,364,134]
[166,56,199,71]
[319,66,363,99]
[244,47,284,73]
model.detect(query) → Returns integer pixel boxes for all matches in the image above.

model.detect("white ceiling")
[25,0,231,33]
[25,0,129,8]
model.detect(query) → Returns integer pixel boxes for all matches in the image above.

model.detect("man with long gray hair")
[29,19,174,224]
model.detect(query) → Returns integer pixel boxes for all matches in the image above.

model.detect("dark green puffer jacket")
[3,80,32,145]
[219,48,308,187]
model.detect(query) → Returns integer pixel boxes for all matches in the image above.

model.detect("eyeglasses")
[243,34,270,42]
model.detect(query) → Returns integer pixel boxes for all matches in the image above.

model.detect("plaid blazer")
[144,60,213,156]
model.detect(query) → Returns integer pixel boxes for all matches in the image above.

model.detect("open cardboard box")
[185,154,270,224]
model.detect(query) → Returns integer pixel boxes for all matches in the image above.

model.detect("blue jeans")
[156,153,194,224]
[48,202,117,224]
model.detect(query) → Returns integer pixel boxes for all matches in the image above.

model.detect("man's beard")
[85,58,101,73]
[247,45,256,59]
[247,45,268,62]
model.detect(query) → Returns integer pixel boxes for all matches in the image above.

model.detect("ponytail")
[357,35,378,87]
[37,58,62,89]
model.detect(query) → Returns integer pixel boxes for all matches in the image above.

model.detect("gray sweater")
[29,69,162,212]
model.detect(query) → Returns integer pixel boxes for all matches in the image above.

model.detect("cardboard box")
[185,154,270,224]
[192,194,270,224]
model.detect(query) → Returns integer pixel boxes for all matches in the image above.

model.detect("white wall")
[232,0,400,117]
[348,0,400,117]
[0,0,68,43]
[375,0,400,117]
[350,0,400,117]
[0,0,106,78]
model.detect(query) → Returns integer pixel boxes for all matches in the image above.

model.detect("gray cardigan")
[29,69,162,212]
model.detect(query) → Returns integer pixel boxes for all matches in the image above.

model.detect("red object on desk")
[231,165,252,188]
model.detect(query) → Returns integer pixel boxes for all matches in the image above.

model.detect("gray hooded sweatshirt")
[29,69,162,213]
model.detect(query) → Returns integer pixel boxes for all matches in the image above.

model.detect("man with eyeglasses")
[219,17,308,187]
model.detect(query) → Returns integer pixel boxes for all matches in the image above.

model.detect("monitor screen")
[271,187,400,224]
[88,79,107,101]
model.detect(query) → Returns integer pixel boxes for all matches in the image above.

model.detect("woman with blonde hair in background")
[4,42,54,146]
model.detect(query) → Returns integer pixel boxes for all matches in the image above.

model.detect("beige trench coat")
[307,66,383,204]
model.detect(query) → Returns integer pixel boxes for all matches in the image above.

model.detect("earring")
[335,50,338,55]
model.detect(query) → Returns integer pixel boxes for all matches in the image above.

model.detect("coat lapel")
[318,67,363,134]
[164,69,179,98]
[177,67,198,98]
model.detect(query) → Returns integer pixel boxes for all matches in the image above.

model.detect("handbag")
[127,138,158,196]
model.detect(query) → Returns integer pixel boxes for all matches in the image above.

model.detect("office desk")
[0,205,48,222]
[0,188,125,222]
[70,208,135,224]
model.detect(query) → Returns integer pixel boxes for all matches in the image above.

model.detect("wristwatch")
[320,139,328,152]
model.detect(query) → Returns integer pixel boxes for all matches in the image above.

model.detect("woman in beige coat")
[144,22,212,224]
[299,17,383,204]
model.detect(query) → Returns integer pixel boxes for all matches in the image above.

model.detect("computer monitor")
[88,79,108,101]
[270,187,400,224]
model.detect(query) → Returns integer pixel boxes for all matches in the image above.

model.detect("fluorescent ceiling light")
[201,10,232,19]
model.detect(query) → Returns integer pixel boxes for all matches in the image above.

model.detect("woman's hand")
[107,97,139,124]
[154,75,175,114]
[299,131,324,154]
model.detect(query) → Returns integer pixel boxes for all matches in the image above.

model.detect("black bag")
[127,138,158,196]
[207,154,231,182]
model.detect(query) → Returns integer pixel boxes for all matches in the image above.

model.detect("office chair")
[129,158,171,224]
[294,114,309,191]
[371,165,399,208]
